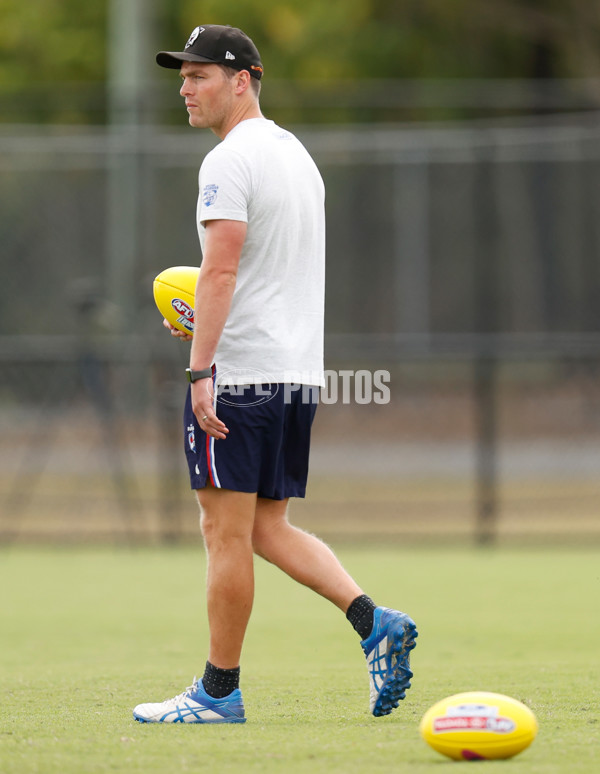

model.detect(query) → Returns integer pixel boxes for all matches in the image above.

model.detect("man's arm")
[189,218,247,439]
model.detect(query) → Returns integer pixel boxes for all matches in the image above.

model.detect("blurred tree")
[0,0,106,85]
[2,0,600,123]
[0,0,107,121]
[167,0,600,80]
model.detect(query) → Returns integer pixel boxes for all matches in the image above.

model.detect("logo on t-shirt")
[202,183,219,207]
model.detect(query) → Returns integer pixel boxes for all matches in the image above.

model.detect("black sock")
[202,661,240,699]
[346,594,377,640]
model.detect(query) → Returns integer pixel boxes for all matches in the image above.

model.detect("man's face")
[179,61,234,132]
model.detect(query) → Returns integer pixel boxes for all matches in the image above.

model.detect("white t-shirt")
[196,117,325,387]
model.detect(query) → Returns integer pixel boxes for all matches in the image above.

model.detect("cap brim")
[156,51,218,69]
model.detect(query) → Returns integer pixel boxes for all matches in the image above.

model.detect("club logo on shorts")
[187,423,196,451]
[202,183,219,207]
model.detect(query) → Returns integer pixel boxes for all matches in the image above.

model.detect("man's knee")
[196,486,256,547]
[252,503,290,558]
[251,521,275,559]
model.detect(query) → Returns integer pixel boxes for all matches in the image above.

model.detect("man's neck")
[214,103,263,141]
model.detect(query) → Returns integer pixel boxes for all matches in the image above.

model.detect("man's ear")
[234,70,252,95]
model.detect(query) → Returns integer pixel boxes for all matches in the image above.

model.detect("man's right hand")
[191,378,229,440]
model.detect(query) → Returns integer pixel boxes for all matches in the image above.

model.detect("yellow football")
[153,266,199,334]
[420,691,538,761]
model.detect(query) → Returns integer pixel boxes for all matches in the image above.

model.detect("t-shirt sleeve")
[197,146,251,225]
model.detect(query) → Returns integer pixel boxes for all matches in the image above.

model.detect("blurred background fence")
[1,104,600,545]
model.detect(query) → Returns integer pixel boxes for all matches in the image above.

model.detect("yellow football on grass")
[420,691,538,761]
[153,266,199,334]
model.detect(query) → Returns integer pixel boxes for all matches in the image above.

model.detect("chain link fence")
[1,114,600,544]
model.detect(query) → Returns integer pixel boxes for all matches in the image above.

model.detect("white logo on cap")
[185,26,205,49]
[225,51,236,60]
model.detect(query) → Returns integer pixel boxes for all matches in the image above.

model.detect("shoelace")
[167,676,199,704]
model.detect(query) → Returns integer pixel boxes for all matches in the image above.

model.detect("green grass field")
[1,546,599,773]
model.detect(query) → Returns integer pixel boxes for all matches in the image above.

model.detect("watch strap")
[186,367,213,383]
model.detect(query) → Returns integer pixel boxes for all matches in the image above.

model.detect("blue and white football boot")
[361,607,418,717]
[133,677,246,724]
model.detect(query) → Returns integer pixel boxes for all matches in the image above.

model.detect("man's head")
[157,24,263,85]
[158,25,263,137]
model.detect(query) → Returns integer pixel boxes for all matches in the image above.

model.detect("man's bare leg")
[251,496,363,612]
[197,486,257,669]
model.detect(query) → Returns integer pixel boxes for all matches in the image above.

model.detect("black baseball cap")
[156,24,263,80]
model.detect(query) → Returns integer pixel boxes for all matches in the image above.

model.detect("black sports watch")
[186,367,212,383]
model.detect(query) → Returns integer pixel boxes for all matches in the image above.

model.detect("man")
[133,24,417,724]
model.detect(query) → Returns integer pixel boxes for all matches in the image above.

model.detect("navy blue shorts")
[183,383,319,500]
